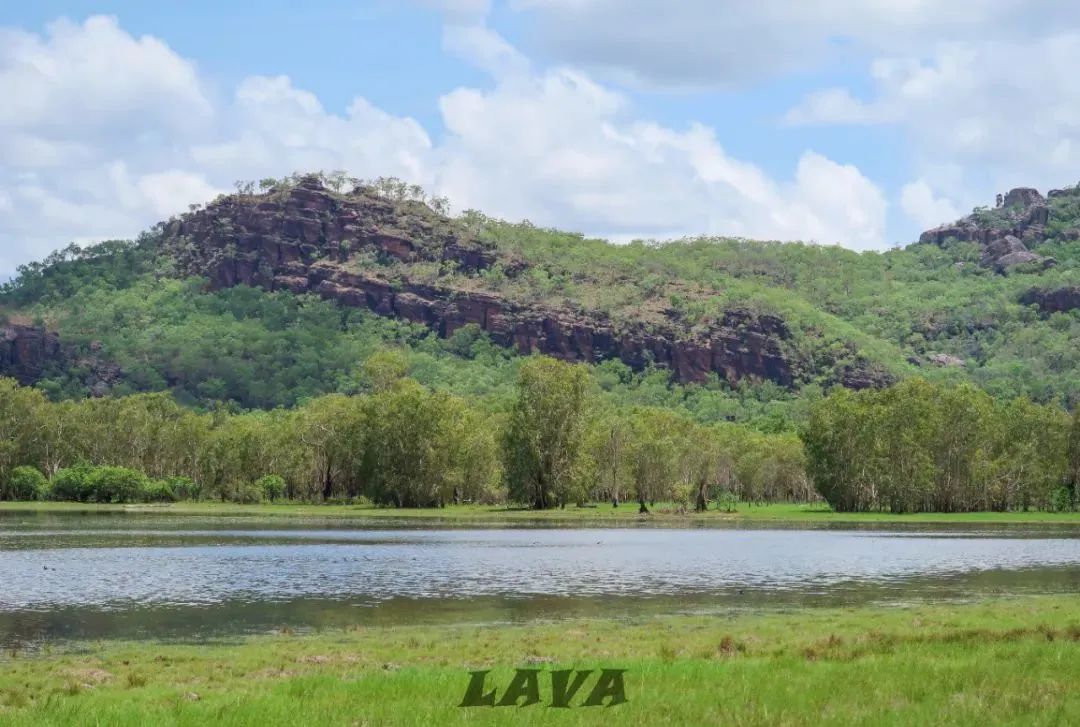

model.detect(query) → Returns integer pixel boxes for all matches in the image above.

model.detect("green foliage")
[49,465,94,502]
[502,358,592,508]
[803,379,1069,513]
[1050,486,1076,512]
[163,476,201,501]
[85,466,149,504]
[256,474,287,502]
[234,483,266,504]
[143,479,179,503]
[2,178,1080,514]
[2,466,47,501]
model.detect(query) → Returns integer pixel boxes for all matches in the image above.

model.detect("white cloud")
[190,75,434,185]
[788,34,1080,227]
[784,88,881,126]
[0,14,890,278]
[434,62,886,248]
[900,179,962,230]
[0,16,211,136]
[510,0,1080,88]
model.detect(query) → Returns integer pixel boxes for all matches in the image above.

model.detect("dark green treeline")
[0,360,1076,512]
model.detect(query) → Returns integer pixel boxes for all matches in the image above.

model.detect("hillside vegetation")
[0,173,1078,512]
[3,173,1078,416]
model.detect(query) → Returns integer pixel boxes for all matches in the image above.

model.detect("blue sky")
[4,1,1080,277]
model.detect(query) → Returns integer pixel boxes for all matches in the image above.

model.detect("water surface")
[1,511,1078,648]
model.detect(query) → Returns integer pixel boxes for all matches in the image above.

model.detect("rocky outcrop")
[1020,286,1080,314]
[919,187,1056,272]
[928,353,965,368]
[161,177,847,387]
[247,258,796,387]
[1,324,62,386]
[1,324,123,392]
[979,235,1047,273]
[165,176,498,291]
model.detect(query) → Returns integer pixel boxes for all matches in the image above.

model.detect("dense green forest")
[0,361,811,510]
[0,173,1077,511]
[0,368,1075,512]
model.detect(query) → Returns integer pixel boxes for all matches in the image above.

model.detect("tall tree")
[1067,408,1080,505]
[502,357,591,509]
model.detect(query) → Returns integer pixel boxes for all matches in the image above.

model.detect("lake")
[1,511,1079,649]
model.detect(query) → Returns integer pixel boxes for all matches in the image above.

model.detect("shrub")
[256,474,286,502]
[3,466,47,501]
[164,476,201,501]
[232,483,265,504]
[142,480,178,503]
[85,466,148,504]
[1050,486,1076,512]
[716,490,739,513]
[50,465,95,502]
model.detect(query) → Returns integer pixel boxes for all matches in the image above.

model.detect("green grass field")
[1,597,1078,725]
[3,500,1080,526]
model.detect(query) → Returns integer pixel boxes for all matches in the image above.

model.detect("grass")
[1,597,1078,725]
[3,500,1080,526]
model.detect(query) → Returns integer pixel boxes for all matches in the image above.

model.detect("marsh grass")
[0,597,1077,725]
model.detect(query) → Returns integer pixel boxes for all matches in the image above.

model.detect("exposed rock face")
[165,177,498,291]
[1002,187,1044,209]
[927,353,965,368]
[1,324,62,386]
[162,177,869,388]
[919,187,1056,272]
[310,266,797,385]
[980,235,1047,273]
[0,324,124,392]
[1020,286,1080,314]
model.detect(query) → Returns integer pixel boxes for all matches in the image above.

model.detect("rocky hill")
[2,173,1077,413]
[160,176,823,388]
[919,186,1061,272]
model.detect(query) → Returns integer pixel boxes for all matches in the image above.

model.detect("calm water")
[1,512,1079,648]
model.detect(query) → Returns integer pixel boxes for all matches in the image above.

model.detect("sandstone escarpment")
[1,323,62,386]
[161,176,834,387]
[1020,286,1080,314]
[0,323,124,393]
[919,187,1056,272]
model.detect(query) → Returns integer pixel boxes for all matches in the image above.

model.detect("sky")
[4,1,1080,278]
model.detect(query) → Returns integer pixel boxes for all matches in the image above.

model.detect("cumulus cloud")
[190,75,434,185]
[0,16,211,135]
[787,34,1080,227]
[0,14,890,277]
[436,65,886,248]
[511,0,1080,88]
[900,180,962,230]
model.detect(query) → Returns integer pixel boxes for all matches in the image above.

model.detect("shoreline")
[3,500,1080,526]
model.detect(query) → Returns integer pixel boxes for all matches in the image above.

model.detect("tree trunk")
[322,465,334,501]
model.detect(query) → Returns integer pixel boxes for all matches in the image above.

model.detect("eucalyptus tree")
[502,357,591,509]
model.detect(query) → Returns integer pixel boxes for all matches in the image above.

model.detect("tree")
[584,410,631,507]
[295,394,366,501]
[360,349,409,393]
[363,380,462,507]
[0,379,48,487]
[625,409,680,513]
[502,357,591,509]
[2,466,47,501]
[1067,409,1080,507]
